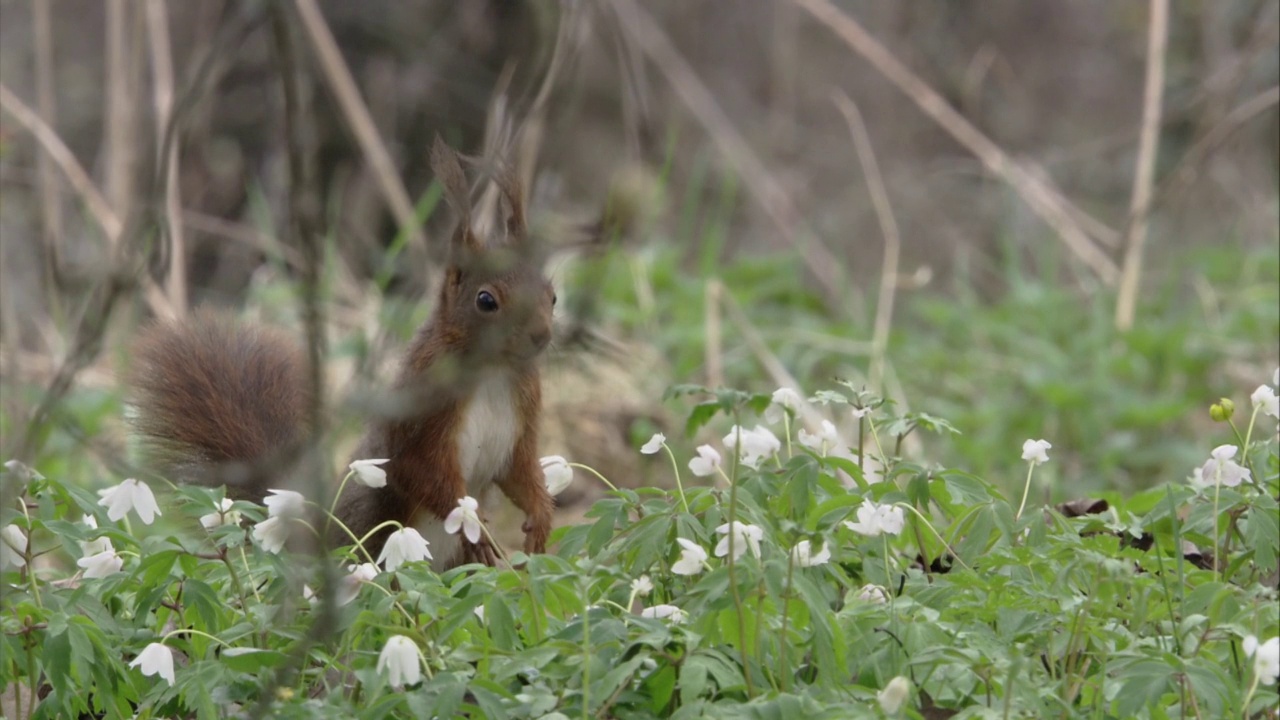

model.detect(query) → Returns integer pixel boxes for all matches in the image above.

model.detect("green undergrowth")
[580,239,1279,499]
[2,375,1277,718]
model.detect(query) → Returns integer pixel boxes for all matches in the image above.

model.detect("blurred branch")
[794,0,1120,286]
[704,279,724,389]
[609,0,846,305]
[1155,86,1279,208]
[31,0,63,266]
[0,83,174,318]
[294,0,428,254]
[102,0,139,218]
[832,93,897,391]
[145,0,187,317]
[1115,0,1168,332]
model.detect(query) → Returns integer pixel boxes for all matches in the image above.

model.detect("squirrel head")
[428,137,555,367]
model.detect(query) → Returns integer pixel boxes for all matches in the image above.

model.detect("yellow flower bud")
[1210,398,1235,422]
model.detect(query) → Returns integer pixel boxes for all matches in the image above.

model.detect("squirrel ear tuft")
[495,162,527,243]
[430,136,481,255]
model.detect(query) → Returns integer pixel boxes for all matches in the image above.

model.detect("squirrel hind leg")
[129,308,312,501]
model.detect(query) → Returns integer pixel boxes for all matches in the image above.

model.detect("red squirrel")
[129,138,556,569]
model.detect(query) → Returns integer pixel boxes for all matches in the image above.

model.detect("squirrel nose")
[530,326,551,351]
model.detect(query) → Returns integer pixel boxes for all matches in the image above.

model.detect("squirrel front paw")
[521,518,550,555]
[461,536,499,567]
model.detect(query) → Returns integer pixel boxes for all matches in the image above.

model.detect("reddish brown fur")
[130,138,555,569]
[130,308,311,499]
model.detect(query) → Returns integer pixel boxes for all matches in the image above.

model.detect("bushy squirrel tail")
[129,309,312,501]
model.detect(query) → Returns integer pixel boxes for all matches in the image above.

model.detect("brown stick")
[1114,0,1169,331]
[832,93,898,390]
[145,0,187,317]
[609,0,846,302]
[293,0,427,253]
[794,0,1120,285]
[0,84,174,319]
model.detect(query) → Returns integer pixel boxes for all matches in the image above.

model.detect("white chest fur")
[456,371,520,492]
[415,371,520,570]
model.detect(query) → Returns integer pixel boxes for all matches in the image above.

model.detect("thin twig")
[31,0,63,256]
[1115,0,1169,331]
[609,0,846,303]
[293,0,427,252]
[704,279,724,388]
[832,93,899,390]
[794,0,1120,285]
[0,84,174,319]
[1155,86,1279,208]
[145,0,187,316]
[102,0,138,216]
[714,280,827,432]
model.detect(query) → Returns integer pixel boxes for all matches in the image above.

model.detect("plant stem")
[660,444,690,513]
[778,551,796,692]
[724,426,755,698]
[570,463,620,493]
[1015,462,1036,522]
[326,468,356,534]
[582,583,592,720]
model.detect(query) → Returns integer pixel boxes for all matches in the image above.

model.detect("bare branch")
[794,0,1120,285]
[294,0,427,253]
[832,93,898,391]
[609,0,846,302]
[1115,0,1169,331]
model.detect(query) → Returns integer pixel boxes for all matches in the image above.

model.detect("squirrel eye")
[476,290,499,313]
[551,292,558,307]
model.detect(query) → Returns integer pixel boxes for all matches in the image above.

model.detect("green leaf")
[645,662,677,712]
[220,647,287,673]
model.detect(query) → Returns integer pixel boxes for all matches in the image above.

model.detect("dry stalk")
[704,279,724,389]
[293,0,427,253]
[1115,0,1169,331]
[1156,86,1279,208]
[31,0,63,256]
[102,0,139,218]
[832,92,899,391]
[608,0,846,304]
[794,0,1120,285]
[145,0,187,317]
[0,84,174,319]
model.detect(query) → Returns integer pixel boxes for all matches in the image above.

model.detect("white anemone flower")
[631,575,654,596]
[263,489,306,518]
[877,676,911,714]
[714,521,763,561]
[349,458,390,488]
[671,538,708,575]
[1021,439,1052,466]
[640,433,666,455]
[77,548,124,579]
[540,456,574,496]
[1244,635,1279,685]
[129,643,176,686]
[377,635,423,689]
[1192,444,1252,489]
[444,496,483,544]
[377,527,432,571]
[688,445,722,477]
[765,387,803,424]
[1,524,28,568]
[97,478,162,524]
[844,500,905,537]
[199,498,241,529]
[790,540,831,568]
[640,604,687,623]
[1251,384,1279,420]
[722,425,781,468]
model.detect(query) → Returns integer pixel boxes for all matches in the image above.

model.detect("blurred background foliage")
[0,0,1276,514]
